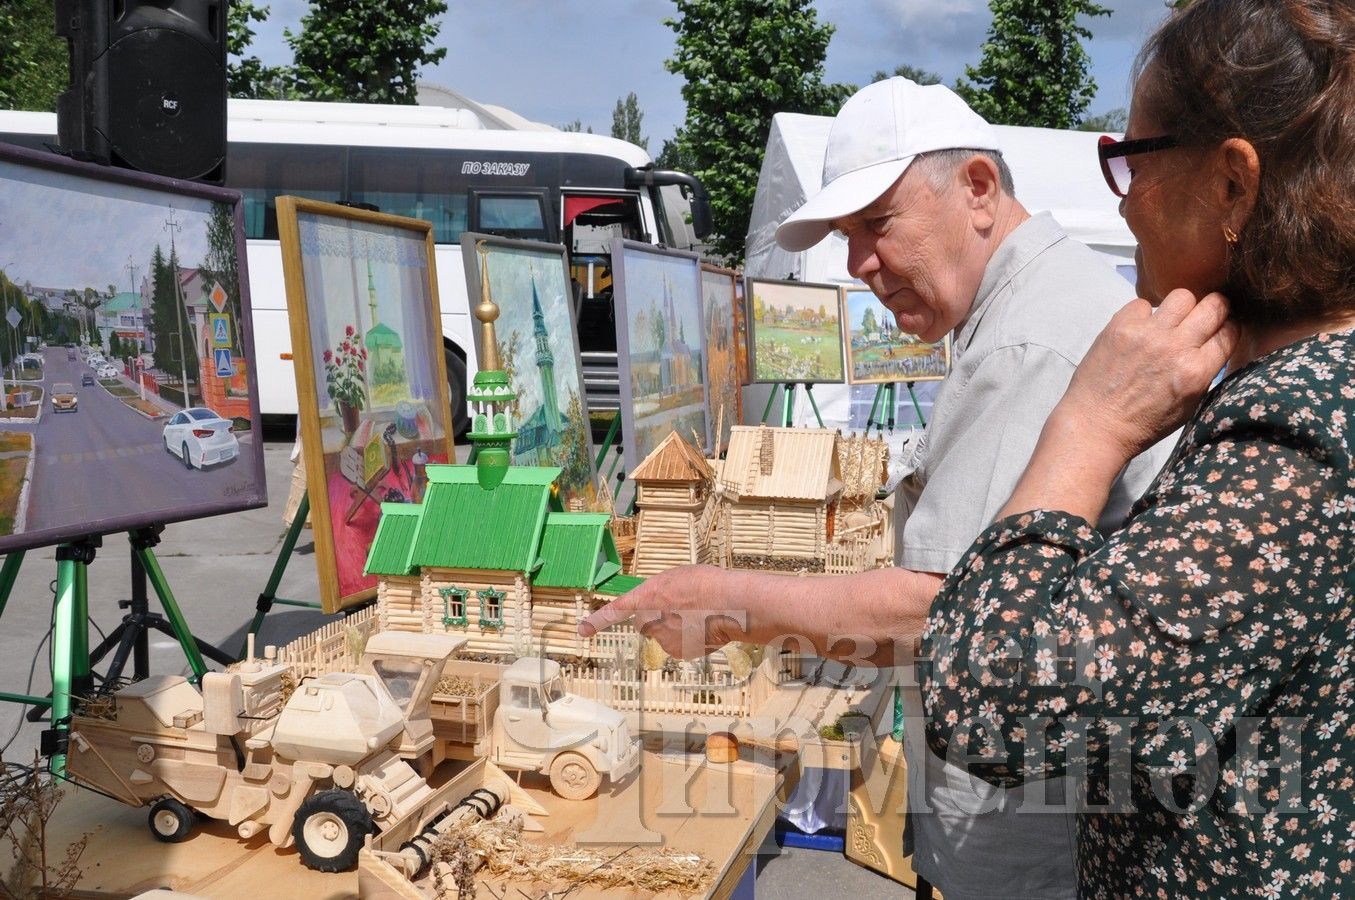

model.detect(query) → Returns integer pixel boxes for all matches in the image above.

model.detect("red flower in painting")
[345,325,355,337]
[322,325,367,412]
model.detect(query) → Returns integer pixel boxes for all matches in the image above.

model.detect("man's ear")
[960,154,1002,231]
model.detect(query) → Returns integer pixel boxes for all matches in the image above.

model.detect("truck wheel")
[148,796,194,843]
[444,346,470,439]
[549,752,602,801]
[292,789,373,872]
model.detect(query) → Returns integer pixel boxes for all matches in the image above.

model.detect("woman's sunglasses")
[1098,134,1179,197]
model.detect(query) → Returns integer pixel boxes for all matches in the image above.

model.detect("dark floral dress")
[920,330,1355,898]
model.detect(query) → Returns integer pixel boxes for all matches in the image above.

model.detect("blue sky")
[246,0,1172,144]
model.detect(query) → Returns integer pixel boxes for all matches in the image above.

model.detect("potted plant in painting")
[323,326,367,436]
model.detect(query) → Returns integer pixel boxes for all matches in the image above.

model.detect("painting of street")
[0,147,265,553]
[842,287,951,384]
[612,240,708,473]
[461,235,597,509]
[747,277,844,384]
[281,200,453,612]
[701,265,741,452]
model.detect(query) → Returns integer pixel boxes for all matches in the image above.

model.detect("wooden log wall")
[421,568,526,657]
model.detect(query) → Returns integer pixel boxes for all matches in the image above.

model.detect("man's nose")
[845,235,879,280]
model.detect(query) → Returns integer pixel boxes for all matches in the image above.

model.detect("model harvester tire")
[549,752,602,801]
[148,796,194,843]
[292,789,373,872]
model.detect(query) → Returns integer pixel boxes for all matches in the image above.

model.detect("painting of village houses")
[842,287,950,384]
[279,199,453,612]
[747,277,844,384]
[700,265,741,453]
[611,239,709,475]
[0,148,265,553]
[460,235,597,509]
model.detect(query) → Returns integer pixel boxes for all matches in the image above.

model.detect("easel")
[0,526,233,775]
[759,382,825,428]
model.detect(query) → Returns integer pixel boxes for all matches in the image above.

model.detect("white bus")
[0,99,712,429]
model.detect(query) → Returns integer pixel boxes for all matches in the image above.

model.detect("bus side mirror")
[625,166,713,241]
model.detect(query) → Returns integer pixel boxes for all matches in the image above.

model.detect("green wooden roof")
[534,512,613,589]
[364,503,423,576]
[409,464,559,572]
[594,573,644,597]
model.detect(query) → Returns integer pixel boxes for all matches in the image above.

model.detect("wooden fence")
[562,665,756,717]
[274,605,379,680]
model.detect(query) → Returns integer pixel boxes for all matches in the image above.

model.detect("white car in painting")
[97,364,119,379]
[163,407,239,469]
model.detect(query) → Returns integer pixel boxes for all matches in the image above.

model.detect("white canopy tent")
[743,112,1137,432]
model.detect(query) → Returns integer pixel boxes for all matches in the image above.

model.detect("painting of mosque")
[841,286,950,384]
[612,239,709,478]
[459,235,597,509]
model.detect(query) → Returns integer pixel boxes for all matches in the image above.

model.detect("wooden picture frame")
[0,141,266,555]
[699,263,742,452]
[458,233,598,509]
[610,238,709,477]
[840,286,951,384]
[744,276,845,385]
[277,197,454,613]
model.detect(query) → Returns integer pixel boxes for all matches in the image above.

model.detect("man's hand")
[579,565,751,659]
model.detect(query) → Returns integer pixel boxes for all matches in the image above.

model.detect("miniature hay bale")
[454,817,714,894]
[641,636,668,672]
[706,732,738,764]
[435,675,480,698]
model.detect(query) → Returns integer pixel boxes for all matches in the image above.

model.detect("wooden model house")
[629,430,716,576]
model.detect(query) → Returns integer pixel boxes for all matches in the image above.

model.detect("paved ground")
[0,423,913,898]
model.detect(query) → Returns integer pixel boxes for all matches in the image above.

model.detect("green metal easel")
[238,491,324,658]
[759,382,825,428]
[0,528,221,776]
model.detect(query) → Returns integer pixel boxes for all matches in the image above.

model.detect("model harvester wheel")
[148,796,194,843]
[549,752,602,801]
[292,789,373,872]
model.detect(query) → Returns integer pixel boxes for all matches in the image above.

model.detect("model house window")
[478,588,505,628]
[439,586,468,627]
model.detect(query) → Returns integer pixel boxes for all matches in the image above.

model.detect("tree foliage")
[956,0,1111,129]
[287,0,448,104]
[1078,107,1127,132]
[665,0,850,263]
[0,0,66,111]
[227,0,294,99]
[610,92,648,150]
[560,119,594,134]
[871,64,940,86]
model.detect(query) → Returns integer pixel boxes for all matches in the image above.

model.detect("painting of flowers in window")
[278,198,455,612]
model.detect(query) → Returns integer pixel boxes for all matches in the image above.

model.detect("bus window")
[227,143,345,240]
[348,146,468,243]
[563,193,643,255]
[469,190,553,242]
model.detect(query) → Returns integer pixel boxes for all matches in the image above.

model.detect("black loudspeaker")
[56,0,227,183]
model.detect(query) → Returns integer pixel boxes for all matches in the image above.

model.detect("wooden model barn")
[627,425,894,577]
[364,261,641,660]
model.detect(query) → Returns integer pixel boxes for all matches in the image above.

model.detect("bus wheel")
[444,347,470,438]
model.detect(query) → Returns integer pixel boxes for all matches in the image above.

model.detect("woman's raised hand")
[1059,289,1238,464]
[578,564,752,659]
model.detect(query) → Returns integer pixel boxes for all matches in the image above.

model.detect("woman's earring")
[1222,224,1239,244]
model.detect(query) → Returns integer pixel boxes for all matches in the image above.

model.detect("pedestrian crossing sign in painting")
[215,348,233,378]
[209,313,231,349]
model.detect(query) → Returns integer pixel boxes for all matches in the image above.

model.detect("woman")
[583,0,1354,894]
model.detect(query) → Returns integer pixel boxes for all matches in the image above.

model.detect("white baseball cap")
[775,77,1002,252]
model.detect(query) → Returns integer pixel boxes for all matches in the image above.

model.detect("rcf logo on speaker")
[161,94,181,116]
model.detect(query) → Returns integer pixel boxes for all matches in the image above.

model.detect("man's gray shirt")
[895,213,1175,899]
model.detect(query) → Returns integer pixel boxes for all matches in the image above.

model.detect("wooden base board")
[844,735,926,890]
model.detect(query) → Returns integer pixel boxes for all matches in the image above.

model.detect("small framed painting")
[745,276,844,384]
[841,286,951,384]
[611,239,709,474]
[277,197,455,613]
[459,233,598,509]
[700,263,742,451]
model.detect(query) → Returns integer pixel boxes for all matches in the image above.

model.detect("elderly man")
[582,78,1171,899]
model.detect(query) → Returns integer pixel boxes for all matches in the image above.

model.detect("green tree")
[559,119,594,134]
[227,0,294,99]
[956,0,1111,129]
[287,0,448,104]
[860,305,878,338]
[1078,107,1127,132]
[871,64,940,85]
[0,0,66,111]
[553,388,593,501]
[201,204,243,342]
[610,92,648,150]
[654,129,696,171]
[665,0,851,263]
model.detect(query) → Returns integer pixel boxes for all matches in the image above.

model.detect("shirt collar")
[952,212,1067,354]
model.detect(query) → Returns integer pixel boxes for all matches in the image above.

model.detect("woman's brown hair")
[1137,0,1355,325]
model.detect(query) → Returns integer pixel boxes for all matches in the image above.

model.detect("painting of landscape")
[700,264,740,452]
[747,277,844,384]
[842,287,950,384]
[0,144,265,555]
[612,239,708,475]
[461,234,596,509]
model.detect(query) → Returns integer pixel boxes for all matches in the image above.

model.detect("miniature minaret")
[530,272,561,443]
[468,244,518,490]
